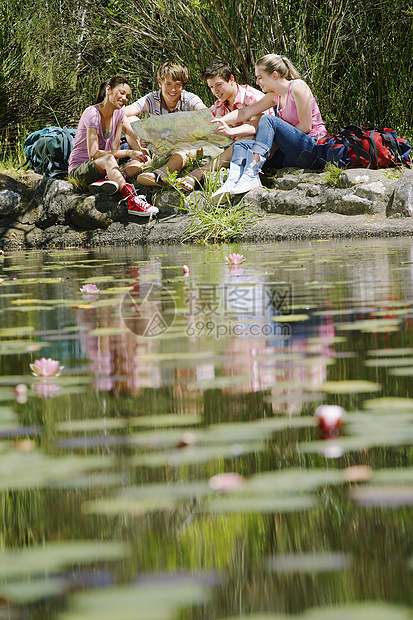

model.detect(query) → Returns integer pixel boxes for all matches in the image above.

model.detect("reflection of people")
[178,60,273,193]
[68,76,158,217]
[212,54,327,195]
[124,62,207,188]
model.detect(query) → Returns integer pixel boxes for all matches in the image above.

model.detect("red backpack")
[316,126,412,169]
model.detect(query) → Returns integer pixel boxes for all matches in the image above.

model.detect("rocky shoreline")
[1,167,413,249]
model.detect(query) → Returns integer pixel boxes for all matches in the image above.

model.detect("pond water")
[1,238,413,619]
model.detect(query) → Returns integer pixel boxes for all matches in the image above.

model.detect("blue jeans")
[231,140,255,167]
[253,115,319,169]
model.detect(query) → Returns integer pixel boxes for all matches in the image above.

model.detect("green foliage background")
[1,0,412,153]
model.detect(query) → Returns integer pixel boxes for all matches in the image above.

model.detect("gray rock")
[1,165,413,248]
[152,188,185,215]
[387,170,413,217]
[339,193,372,215]
[272,174,302,191]
[338,168,387,188]
[0,190,21,215]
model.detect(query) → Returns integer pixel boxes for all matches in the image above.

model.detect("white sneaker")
[211,179,238,204]
[230,173,262,195]
[127,194,159,217]
[89,179,119,195]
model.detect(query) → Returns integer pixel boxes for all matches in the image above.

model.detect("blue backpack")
[23,126,77,177]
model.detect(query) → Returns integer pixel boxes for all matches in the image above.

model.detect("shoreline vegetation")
[1,0,412,167]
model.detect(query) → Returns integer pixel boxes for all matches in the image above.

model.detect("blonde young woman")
[212,54,327,196]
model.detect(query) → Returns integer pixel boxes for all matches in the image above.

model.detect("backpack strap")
[377,129,405,163]
[338,127,375,167]
[60,127,76,166]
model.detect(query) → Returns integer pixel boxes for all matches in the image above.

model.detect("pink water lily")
[33,382,62,399]
[225,253,246,266]
[209,472,245,492]
[30,357,64,377]
[80,284,100,294]
[182,265,190,276]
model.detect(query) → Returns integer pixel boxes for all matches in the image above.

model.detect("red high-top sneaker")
[120,183,159,217]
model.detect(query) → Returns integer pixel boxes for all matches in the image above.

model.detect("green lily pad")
[364,357,413,367]
[337,319,400,332]
[363,397,413,412]
[57,577,209,620]
[129,442,263,468]
[216,603,413,619]
[321,380,381,394]
[272,314,309,322]
[266,552,351,573]
[205,495,317,514]
[0,541,127,578]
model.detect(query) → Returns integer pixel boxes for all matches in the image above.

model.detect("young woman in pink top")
[212,54,327,197]
[69,76,158,217]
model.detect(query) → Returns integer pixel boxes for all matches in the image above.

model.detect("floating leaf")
[129,443,263,468]
[0,451,115,491]
[364,357,413,367]
[363,397,413,412]
[205,495,316,514]
[389,367,413,376]
[0,541,127,578]
[272,314,310,322]
[56,418,128,432]
[87,327,130,336]
[337,319,400,332]
[321,381,381,394]
[57,576,209,620]
[351,486,413,507]
[0,577,68,604]
[366,348,413,357]
[266,552,351,573]
[216,603,413,619]
[129,413,202,428]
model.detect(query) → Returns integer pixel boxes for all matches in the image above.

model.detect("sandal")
[136,169,168,188]
[177,175,199,192]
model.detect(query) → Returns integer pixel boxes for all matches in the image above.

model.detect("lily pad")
[57,576,209,620]
[363,397,413,412]
[337,318,400,332]
[321,380,381,394]
[0,577,68,604]
[0,541,127,578]
[205,495,317,514]
[266,552,351,573]
[272,314,310,322]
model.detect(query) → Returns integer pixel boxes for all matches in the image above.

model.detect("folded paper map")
[131,108,231,156]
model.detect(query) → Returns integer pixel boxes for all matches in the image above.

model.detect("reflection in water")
[1,239,413,617]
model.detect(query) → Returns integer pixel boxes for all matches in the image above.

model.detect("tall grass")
[1,0,412,153]
[166,170,262,243]
[0,126,27,175]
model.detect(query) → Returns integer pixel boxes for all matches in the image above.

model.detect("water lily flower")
[225,253,246,266]
[315,405,345,436]
[176,432,196,448]
[33,382,62,399]
[30,357,64,378]
[14,383,28,404]
[80,284,100,294]
[209,472,245,492]
[182,265,190,276]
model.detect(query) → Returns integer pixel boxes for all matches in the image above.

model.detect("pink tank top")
[276,81,326,138]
